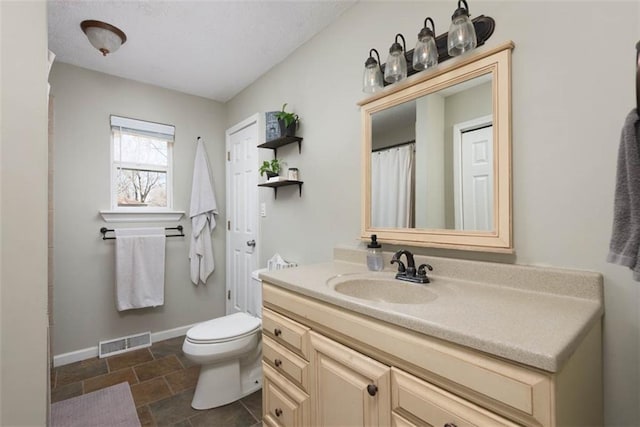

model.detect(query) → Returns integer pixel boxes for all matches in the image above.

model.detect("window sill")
[99,210,185,223]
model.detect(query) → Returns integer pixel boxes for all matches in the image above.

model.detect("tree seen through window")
[111,116,174,209]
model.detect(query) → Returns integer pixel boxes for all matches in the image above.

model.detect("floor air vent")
[99,331,151,358]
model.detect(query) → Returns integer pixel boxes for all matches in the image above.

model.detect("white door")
[226,114,260,315]
[453,116,493,231]
[461,126,493,230]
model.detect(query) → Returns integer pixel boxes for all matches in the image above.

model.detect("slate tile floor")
[51,336,262,427]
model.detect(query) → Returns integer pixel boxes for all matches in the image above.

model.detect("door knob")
[246,239,256,247]
[275,408,283,417]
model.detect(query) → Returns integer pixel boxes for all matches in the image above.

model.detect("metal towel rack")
[100,226,184,240]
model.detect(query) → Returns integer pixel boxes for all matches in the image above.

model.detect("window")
[110,115,175,210]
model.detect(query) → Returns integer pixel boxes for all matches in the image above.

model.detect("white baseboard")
[53,347,99,368]
[150,324,194,345]
[53,323,195,367]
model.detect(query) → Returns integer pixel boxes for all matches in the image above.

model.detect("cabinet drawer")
[391,412,420,427]
[263,362,310,427]
[391,367,520,427]
[263,307,310,359]
[263,335,309,391]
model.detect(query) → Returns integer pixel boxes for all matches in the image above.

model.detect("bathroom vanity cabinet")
[261,280,602,427]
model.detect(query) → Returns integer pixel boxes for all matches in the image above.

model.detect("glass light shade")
[85,27,124,55]
[413,35,438,71]
[448,14,477,56]
[81,20,127,56]
[384,49,407,83]
[363,62,383,93]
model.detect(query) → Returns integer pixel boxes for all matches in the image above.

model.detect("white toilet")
[182,269,264,410]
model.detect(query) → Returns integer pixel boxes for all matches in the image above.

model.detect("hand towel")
[115,228,166,311]
[608,109,640,280]
[189,138,218,285]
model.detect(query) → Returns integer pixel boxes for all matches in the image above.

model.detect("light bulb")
[447,0,477,56]
[413,18,438,71]
[363,49,383,93]
[384,34,407,83]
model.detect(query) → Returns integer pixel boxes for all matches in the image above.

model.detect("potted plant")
[259,159,283,180]
[275,103,299,137]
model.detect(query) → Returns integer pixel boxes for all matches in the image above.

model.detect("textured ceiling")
[47,1,356,102]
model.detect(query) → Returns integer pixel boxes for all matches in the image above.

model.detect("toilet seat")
[186,312,261,344]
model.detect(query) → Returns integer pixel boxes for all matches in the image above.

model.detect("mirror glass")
[370,74,493,231]
[360,42,513,252]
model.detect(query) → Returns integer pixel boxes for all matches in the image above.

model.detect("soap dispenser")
[367,234,384,271]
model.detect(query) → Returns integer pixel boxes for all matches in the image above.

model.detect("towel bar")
[100,226,184,240]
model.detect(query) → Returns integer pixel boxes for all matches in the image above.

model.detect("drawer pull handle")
[274,328,282,336]
[275,408,283,417]
[274,358,282,367]
[444,424,457,427]
[366,384,378,396]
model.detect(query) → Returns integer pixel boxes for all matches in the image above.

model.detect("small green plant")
[275,103,299,129]
[259,159,283,177]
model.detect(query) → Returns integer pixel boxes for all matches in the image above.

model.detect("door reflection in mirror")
[453,116,493,231]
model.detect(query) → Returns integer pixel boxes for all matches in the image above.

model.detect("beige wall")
[49,63,228,355]
[0,1,49,425]
[226,2,640,425]
[371,120,415,150]
[416,93,445,228]
[5,1,639,425]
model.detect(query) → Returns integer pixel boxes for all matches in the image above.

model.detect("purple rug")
[51,382,140,427]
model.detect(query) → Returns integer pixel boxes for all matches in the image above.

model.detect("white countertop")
[260,251,603,373]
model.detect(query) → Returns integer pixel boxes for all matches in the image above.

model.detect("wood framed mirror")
[359,41,514,252]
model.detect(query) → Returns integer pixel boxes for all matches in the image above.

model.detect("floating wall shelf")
[257,136,303,158]
[258,180,303,199]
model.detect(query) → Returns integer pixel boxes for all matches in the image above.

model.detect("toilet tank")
[249,268,266,319]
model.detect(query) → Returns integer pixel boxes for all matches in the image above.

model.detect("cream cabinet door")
[263,363,310,427]
[309,331,391,426]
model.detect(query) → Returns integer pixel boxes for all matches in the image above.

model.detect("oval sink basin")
[327,274,437,304]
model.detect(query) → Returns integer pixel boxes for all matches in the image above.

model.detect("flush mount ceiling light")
[80,20,127,56]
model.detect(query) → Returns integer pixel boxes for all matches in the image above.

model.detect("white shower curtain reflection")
[371,143,414,228]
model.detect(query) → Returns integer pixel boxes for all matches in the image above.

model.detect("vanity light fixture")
[363,49,384,93]
[413,17,438,71]
[447,0,477,56]
[361,8,495,93]
[384,34,408,83]
[80,20,127,56]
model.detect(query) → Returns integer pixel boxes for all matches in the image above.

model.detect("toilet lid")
[186,312,261,343]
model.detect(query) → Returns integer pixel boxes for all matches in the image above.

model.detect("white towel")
[189,138,218,285]
[115,228,166,311]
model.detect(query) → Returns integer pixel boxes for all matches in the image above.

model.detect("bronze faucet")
[390,250,433,284]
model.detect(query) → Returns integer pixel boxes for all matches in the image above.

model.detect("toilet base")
[190,358,262,410]
[192,359,240,410]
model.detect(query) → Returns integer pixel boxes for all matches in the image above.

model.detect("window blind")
[110,115,175,139]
